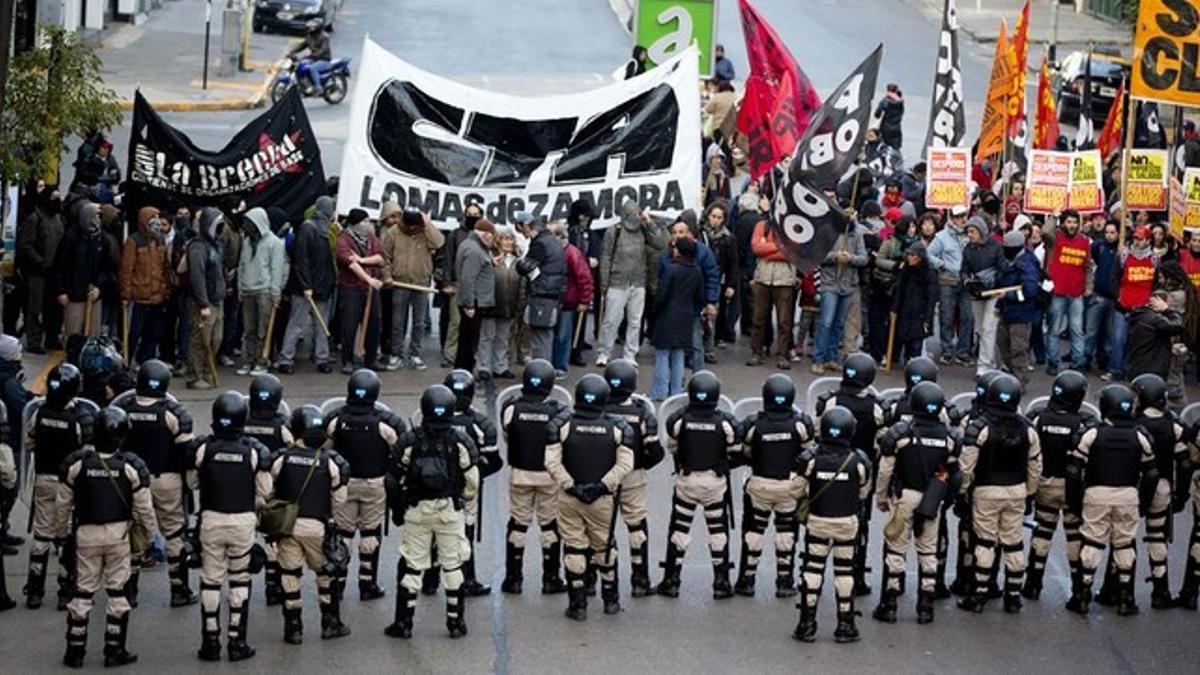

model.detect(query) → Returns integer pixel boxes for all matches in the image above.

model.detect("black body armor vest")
[1086,423,1142,489]
[1035,409,1082,479]
[274,449,332,520]
[562,415,618,485]
[749,413,803,480]
[505,399,557,472]
[808,444,862,519]
[198,438,258,514]
[334,408,390,479]
[73,452,133,526]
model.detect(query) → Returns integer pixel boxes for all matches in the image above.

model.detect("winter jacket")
[893,256,938,343]
[961,237,1004,296]
[0,358,30,450]
[187,208,227,309]
[526,229,567,300]
[285,216,336,301]
[700,220,740,294]
[652,258,704,349]
[120,207,170,305]
[455,232,495,309]
[998,249,1041,323]
[750,221,795,286]
[1091,239,1120,299]
[600,202,666,290]
[1045,231,1092,298]
[237,207,287,299]
[17,206,63,275]
[563,243,594,309]
[658,241,720,305]
[872,234,908,294]
[874,95,904,145]
[927,223,967,282]
[818,227,868,296]
[438,223,474,285]
[336,226,383,292]
[734,210,760,277]
[1180,248,1200,293]
[381,216,444,285]
[1125,307,1184,379]
[900,171,925,207]
[52,204,115,302]
[491,254,520,320]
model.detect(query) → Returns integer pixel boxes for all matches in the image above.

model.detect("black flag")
[1135,100,1167,149]
[1075,49,1094,148]
[125,88,326,222]
[773,45,882,271]
[924,0,965,149]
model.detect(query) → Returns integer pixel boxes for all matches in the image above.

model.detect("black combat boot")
[792,601,817,642]
[833,611,861,643]
[957,583,987,613]
[461,535,492,597]
[501,539,523,595]
[541,541,568,594]
[446,587,468,638]
[264,562,283,606]
[712,562,734,600]
[283,608,303,645]
[320,597,351,640]
[733,544,756,597]
[629,538,655,598]
[226,597,256,662]
[1065,578,1091,615]
[775,572,798,599]
[601,577,621,615]
[656,545,682,598]
[872,591,898,623]
[24,561,46,609]
[123,573,140,609]
[359,548,386,600]
[63,644,86,669]
[916,591,935,624]
[226,638,256,662]
[384,587,415,639]
[196,634,222,662]
[1176,558,1198,610]
[170,571,199,608]
[1003,592,1022,614]
[852,544,872,597]
[1021,563,1045,601]
[583,563,598,598]
[1094,556,1119,606]
[564,586,588,622]
[103,613,138,667]
[1150,576,1172,610]
[1115,580,1139,617]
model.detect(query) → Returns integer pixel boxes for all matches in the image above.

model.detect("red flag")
[1005,0,1031,140]
[735,0,822,180]
[1033,53,1061,150]
[1097,80,1126,160]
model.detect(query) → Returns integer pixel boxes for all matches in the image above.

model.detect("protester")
[891,241,937,363]
[996,229,1041,384]
[17,184,64,353]
[874,83,905,152]
[700,201,740,350]
[747,215,796,368]
[702,154,731,207]
[185,208,227,389]
[161,207,193,372]
[53,202,114,340]
[1085,222,1121,374]
[554,227,594,377]
[236,207,287,376]
[119,207,171,364]
[624,45,648,80]
[276,196,336,374]
[454,218,498,372]
[513,214,566,363]
[1106,226,1158,382]
[812,223,868,374]
[1153,260,1199,407]
[961,216,1003,375]
[381,204,444,371]
[478,228,520,381]
[336,208,385,374]
[869,216,914,362]
[439,202,482,368]
[713,43,735,82]
[597,200,665,366]
[1043,209,1091,375]
[1124,290,1183,383]
[651,238,703,401]
[927,205,972,365]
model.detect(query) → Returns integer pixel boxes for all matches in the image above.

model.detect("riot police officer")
[268,405,352,644]
[1179,426,1199,609]
[1130,373,1188,609]
[814,352,886,596]
[957,374,1041,614]
[884,356,941,425]
[793,406,871,643]
[658,371,741,599]
[735,374,814,598]
[244,374,293,606]
[188,392,273,661]
[1023,370,1092,600]
[500,360,571,595]
[426,370,500,597]
[116,359,197,608]
[57,407,157,668]
[328,369,405,602]
[25,363,93,610]
[873,381,959,625]
[545,374,634,620]
[384,385,479,639]
[603,359,664,598]
[1065,384,1157,616]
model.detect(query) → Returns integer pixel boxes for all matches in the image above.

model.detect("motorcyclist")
[288,23,332,93]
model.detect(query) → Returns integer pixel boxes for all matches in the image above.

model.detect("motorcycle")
[270,56,351,105]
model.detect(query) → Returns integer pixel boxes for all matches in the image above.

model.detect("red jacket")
[1117,250,1157,311]
[1180,249,1200,292]
[1046,232,1091,297]
[562,243,594,308]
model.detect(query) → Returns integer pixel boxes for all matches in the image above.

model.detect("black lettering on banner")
[441,192,462,224]
[550,192,574,222]
[1157,0,1198,36]
[527,193,549,219]
[506,197,527,223]
[638,183,662,211]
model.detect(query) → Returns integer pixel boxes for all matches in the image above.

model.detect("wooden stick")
[1118,94,1137,246]
[883,311,898,372]
[356,288,374,361]
[83,298,94,336]
[121,301,130,362]
[30,350,67,396]
[978,284,1022,298]
[388,280,438,294]
[261,304,278,362]
[572,308,587,350]
[305,294,332,338]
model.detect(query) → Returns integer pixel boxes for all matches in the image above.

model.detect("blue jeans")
[938,284,973,359]
[1109,309,1129,378]
[303,59,330,89]
[1045,295,1086,367]
[813,292,852,365]
[652,348,685,400]
[128,302,166,364]
[553,309,575,372]
[1084,295,1116,370]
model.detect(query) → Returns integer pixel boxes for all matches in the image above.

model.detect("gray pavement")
[912,0,1133,48]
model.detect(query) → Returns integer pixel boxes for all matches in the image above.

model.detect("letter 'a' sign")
[1133,0,1200,105]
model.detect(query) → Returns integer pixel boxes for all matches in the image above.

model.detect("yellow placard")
[1125,149,1169,210]
[1132,0,1200,105]
[1068,150,1104,213]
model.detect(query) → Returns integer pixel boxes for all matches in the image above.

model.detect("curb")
[959,25,1130,48]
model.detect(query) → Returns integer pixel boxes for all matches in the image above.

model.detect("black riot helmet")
[420,385,457,428]
[212,391,248,438]
[289,404,327,449]
[974,370,1003,400]
[1130,373,1168,412]
[46,363,81,408]
[575,374,610,413]
[985,374,1023,413]
[94,406,130,454]
[136,359,172,398]
[605,359,638,403]
[522,359,556,398]
[1049,370,1088,413]
[346,369,381,407]
[687,370,721,409]
[444,370,476,412]
[841,352,877,391]
[819,405,857,444]
[904,356,938,391]
[763,373,795,412]
[1099,384,1136,421]
[909,381,945,420]
[249,374,284,414]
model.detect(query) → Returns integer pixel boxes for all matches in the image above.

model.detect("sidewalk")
[96,0,299,111]
[917,0,1132,50]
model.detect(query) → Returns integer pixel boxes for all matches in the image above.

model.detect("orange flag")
[1096,80,1126,160]
[1006,0,1031,140]
[1033,53,1061,150]
[978,20,1013,158]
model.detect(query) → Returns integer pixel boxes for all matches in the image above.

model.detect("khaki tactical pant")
[1143,479,1172,581]
[67,523,133,653]
[187,304,224,387]
[398,498,468,623]
[277,518,333,612]
[1028,478,1081,576]
[509,482,560,549]
[972,492,1027,597]
[882,489,940,594]
[199,515,256,642]
[333,477,387,586]
[28,474,72,602]
[618,471,652,578]
[558,492,617,590]
[1078,488,1140,589]
[665,471,730,575]
[739,476,799,586]
[129,474,188,595]
[802,515,858,615]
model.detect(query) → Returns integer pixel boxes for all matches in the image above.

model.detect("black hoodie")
[186,207,227,308]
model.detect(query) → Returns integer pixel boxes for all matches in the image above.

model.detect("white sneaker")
[410,356,427,371]
[236,364,252,376]
[595,355,608,367]
[249,365,268,376]
[384,356,403,371]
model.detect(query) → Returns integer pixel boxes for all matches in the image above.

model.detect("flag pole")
[1118,95,1137,247]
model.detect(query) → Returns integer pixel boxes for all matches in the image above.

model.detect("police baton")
[604,485,623,561]
[475,478,484,543]
[724,473,736,533]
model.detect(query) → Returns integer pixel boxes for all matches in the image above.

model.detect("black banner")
[925,0,965,149]
[125,88,325,222]
[773,46,881,271]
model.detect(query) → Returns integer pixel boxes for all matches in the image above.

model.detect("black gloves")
[568,482,609,504]
[478,451,504,478]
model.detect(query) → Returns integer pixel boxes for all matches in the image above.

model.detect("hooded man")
[336,208,385,374]
[185,208,227,389]
[596,199,666,366]
[927,206,973,365]
[277,196,336,374]
[995,229,1041,384]
[700,201,740,349]
[17,184,64,352]
[961,216,1004,375]
[236,208,287,376]
[53,202,115,340]
[120,207,171,364]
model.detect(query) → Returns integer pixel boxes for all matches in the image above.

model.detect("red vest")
[1046,232,1090,297]
[1180,249,1200,292]
[1117,252,1156,311]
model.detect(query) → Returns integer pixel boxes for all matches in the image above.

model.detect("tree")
[0,25,122,187]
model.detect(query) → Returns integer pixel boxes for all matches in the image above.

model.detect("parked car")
[1054,50,1130,126]
[253,0,335,34]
